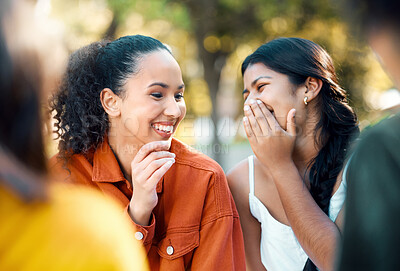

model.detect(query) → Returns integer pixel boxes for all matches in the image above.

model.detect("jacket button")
[135,231,144,241]
[166,245,174,255]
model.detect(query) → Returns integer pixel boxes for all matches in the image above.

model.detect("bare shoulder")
[227,158,250,204]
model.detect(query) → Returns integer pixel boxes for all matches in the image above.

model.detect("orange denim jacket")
[50,138,246,270]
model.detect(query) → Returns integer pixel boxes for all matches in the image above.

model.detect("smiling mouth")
[151,123,175,138]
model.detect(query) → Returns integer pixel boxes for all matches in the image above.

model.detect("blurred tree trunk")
[185,0,227,163]
[103,11,120,40]
[197,40,226,163]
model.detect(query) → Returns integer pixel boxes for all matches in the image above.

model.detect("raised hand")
[128,141,175,226]
[243,99,296,170]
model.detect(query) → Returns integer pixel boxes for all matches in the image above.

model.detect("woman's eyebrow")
[148,82,185,90]
[148,82,169,89]
[251,75,272,88]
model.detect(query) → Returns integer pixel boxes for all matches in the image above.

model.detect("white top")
[248,155,347,271]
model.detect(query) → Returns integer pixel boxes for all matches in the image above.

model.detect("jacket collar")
[92,138,163,193]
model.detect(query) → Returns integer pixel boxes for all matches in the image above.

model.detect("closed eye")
[257,83,268,91]
[150,92,163,99]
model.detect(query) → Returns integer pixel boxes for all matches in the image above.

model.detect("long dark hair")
[50,35,171,161]
[0,15,46,200]
[242,37,359,270]
[0,27,46,175]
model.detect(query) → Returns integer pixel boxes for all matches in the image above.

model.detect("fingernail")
[244,105,250,111]
[256,100,262,104]
[249,99,256,104]
[243,116,248,122]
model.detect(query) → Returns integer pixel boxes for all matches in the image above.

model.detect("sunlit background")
[32,0,399,171]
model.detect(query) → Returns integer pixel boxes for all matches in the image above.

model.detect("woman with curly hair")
[228,37,359,271]
[50,34,245,271]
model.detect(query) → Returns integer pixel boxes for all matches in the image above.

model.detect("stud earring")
[304,96,308,105]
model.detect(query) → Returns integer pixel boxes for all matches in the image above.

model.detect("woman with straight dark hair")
[50,34,245,270]
[228,37,359,271]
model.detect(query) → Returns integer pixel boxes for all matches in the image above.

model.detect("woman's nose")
[244,92,258,106]
[164,98,182,118]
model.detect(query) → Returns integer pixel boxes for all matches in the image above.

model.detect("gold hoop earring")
[304,96,308,105]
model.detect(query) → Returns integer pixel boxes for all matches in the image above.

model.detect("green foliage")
[129,0,191,30]
[52,0,392,123]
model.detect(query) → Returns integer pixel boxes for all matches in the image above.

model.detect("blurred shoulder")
[347,114,400,186]
[48,183,148,270]
[351,114,400,164]
[49,182,122,217]
[359,114,400,145]
[0,183,147,270]
[48,183,130,232]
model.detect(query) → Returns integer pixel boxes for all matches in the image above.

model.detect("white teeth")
[152,124,174,133]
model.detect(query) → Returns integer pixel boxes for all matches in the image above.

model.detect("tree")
[53,0,392,163]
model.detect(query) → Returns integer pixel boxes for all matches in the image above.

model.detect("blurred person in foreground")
[337,0,400,270]
[0,1,147,270]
